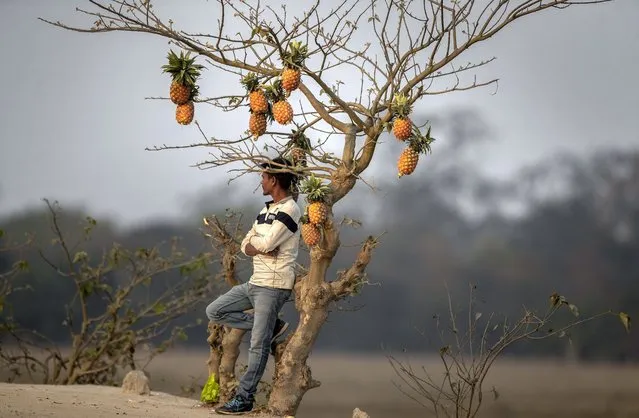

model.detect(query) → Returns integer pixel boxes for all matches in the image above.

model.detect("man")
[206,157,301,415]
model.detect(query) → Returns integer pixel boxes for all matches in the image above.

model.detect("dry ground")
[2,350,639,417]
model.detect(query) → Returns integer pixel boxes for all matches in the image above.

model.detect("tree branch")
[330,235,377,300]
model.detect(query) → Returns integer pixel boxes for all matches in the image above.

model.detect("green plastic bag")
[200,373,220,404]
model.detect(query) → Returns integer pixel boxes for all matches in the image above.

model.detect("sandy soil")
[0,383,231,418]
[3,352,639,418]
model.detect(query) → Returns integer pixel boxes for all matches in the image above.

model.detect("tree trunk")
[206,322,247,404]
[268,279,332,414]
[203,219,246,405]
[267,219,340,415]
[206,322,223,379]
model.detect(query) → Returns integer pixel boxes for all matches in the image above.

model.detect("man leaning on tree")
[206,156,301,415]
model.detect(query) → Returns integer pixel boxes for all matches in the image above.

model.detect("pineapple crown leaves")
[300,174,330,203]
[184,84,200,102]
[282,40,308,69]
[408,125,436,154]
[390,92,413,119]
[267,105,277,123]
[240,72,262,93]
[299,213,311,224]
[161,49,205,87]
[289,128,312,151]
[264,79,287,103]
[263,103,275,123]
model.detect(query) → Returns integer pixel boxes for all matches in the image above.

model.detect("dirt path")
[0,383,277,418]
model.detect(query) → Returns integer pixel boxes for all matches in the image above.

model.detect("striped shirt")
[240,196,301,289]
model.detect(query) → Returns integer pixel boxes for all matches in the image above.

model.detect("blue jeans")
[205,282,291,400]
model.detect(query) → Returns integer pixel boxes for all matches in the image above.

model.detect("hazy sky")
[1,0,637,227]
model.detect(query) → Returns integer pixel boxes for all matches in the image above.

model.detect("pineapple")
[300,174,330,225]
[173,84,199,126]
[272,101,293,125]
[161,50,204,105]
[281,68,301,94]
[249,112,267,138]
[265,80,294,125]
[397,126,435,178]
[281,41,308,94]
[308,201,328,225]
[286,130,312,167]
[241,73,268,114]
[250,90,268,114]
[176,101,195,125]
[391,93,413,141]
[170,82,190,106]
[300,215,321,247]
[290,147,306,165]
[393,117,412,141]
[397,147,419,177]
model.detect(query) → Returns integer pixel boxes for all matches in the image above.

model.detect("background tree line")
[1,141,635,363]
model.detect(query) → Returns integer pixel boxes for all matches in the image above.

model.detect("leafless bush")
[389,284,631,418]
[0,199,223,385]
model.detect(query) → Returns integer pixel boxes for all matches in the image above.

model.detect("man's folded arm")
[240,222,258,256]
[249,209,299,253]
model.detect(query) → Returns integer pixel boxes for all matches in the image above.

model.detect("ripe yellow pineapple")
[300,174,330,225]
[391,93,413,141]
[281,68,301,93]
[397,147,419,177]
[170,82,191,106]
[393,117,412,141]
[265,80,294,125]
[308,201,328,225]
[249,112,267,138]
[241,73,268,114]
[397,126,435,178]
[272,100,293,125]
[250,90,268,114]
[176,101,195,125]
[281,41,308,94]
[162,50,204,106]
[300,214,321,247]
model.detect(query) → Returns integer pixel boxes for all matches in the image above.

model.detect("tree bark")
[206,322,223,379]
[268,278,332,414]
[206,322,248,404]
[203,214,247,403]
[267,219,340,415]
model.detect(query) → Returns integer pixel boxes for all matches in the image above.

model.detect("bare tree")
[388,285,631,417]
[201,212,251,403]
[41,0,611,414]
[0,229,31,327]
[0,200,220,386]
